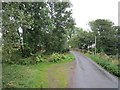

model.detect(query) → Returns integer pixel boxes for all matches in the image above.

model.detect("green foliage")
[2,47,22,64]
[61,48,70,53]
[3,52,74,65]
[69,27,94,51]
[2,2,75,64]
[3,58,74,88]
[17,54,46,65]
[35,55,45,63]
[69,19,118,56]
[2,1,75,64]
[89,19,118,55]
[2,63,50,88]
[49,53,65,62]
[86,54,120,77]
[19,58,31,65]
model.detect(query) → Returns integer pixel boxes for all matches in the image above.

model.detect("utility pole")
[95,36,96,55]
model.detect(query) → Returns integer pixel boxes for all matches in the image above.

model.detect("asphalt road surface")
[70,51,118,88]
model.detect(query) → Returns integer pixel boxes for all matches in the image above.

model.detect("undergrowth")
[85,53,120,77]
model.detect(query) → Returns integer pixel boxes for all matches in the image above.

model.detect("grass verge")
[85,53,120,77]
[2,53,75,88]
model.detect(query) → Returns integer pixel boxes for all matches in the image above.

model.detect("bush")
[49,53,65,62]
[35,55,45,63]
[3,49,75,65]
[49,53,75,63]
[2,49,22,64]
[18,53,75,64]
[18,54,46,65]
[20,46,32,58]
[19,58,31,65]
[62,48,70,53]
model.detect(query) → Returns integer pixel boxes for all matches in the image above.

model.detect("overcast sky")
[70,0,119,30]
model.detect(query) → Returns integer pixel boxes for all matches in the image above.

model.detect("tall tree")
[89,19,118,55]
[2,2,22,62]
[47,1,75,52]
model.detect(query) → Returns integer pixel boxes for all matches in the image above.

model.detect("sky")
[70,0,119,30]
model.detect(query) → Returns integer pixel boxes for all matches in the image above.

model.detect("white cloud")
[70,0,119,30]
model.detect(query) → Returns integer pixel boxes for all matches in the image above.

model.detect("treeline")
[2,1,75,63]
[69,19,119,55]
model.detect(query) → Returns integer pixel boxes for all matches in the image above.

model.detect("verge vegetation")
[85,52,120,77]
[3,53,75,88]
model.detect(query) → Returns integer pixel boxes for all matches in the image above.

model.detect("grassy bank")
[85,53,120,77]
[3,53,75,88]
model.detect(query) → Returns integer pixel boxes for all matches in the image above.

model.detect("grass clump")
[85,53,120,77]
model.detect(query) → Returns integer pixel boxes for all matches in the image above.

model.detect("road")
[69,51,118,88]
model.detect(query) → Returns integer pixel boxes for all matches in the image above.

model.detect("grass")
[85,53,120,77]
[2,53,75,88]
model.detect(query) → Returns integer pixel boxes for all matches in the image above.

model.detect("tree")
[89,19,118,55]
[47,1,75,53]
[2,1,75,63]
[68,27,94,51]
[2,2,22,62]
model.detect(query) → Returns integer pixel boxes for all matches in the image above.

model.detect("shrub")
[3,49,74,65]
[49,53,64,62]
[62,48,70,53]
[19,58,31,65]
[18,54,45,65]
[49,53,75,63]
[35,55,45,63]
[2,49,22,64]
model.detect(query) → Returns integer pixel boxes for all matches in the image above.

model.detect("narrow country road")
[69,51,118,88]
